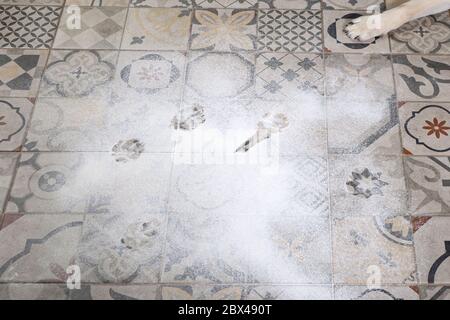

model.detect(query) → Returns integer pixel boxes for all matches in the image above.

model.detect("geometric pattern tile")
[258,10,322,52]
[322,10,390,54]
[322,0,384,10]
[195,0,256,8]
[53,7,127,49]
[256,52,324,99]
[130,0,192,7]
[0,49,48,97]
[66,0,129,6]
[0,153,19,211]
[399,102,450,156]
[258,0,321,9]
[390,12,450,55]
[0,5,62,48]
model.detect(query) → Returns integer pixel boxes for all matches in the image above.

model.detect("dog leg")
[345,0,450,41]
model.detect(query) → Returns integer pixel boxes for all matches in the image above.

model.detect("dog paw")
[344,15,386,41]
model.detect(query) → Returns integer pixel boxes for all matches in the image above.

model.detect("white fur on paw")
[344,16,383,41]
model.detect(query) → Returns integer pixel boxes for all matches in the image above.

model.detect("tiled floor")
[0,0,449,300]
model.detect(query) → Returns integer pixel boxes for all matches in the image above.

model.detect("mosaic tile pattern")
[1,3,449,299]
[0,5,62,48]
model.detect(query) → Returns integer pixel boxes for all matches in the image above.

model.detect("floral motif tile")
[329,155,407,217]
[322,0,384,10]
[0,98,33,151]
[162,213,250,283]
[66,0,129,6]
[194,0,256,9]
[190,9,257,51]
[419,285,450,300]
[246,216,331,284]
[0,5,61,48]
[113,51,185,102]
[404,156,450,215]
[0,284,69,300]
[168,156,329,216]
[256,53,324,99]
[0,49,48,97]
[76,213,165,283]
[244,285,332,299]
[174,99,326,155]
[185,51,255,99]
[392,55,450,102]
[53,7,127,49]
[399,102,450,156]
[25,97,178,152]
[334,285,419,300]
[121,8,191,50]
[323,10,390,53]
[258,0,320,9]
[39,50,117,98]
[131,0,192,7]
[0,214,83,282]
[257,10,322,53]
[413,216,450,284]
[5,152,172,214]
[333,216,416,285]
[0,153,19,210]
[390,12,450,54]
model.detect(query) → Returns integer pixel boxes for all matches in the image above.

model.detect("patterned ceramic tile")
[0,98,33,151]
[246,216,331,284]
[190,9,257,51]
[0,284,70,299]
[131,0,192,6]
[419,285,450,300]
[66,0,129,6]
[162,213,250,283]
[258,0,320,9]
[244,285,332,299]
[390,12,450,54]
[53,7,127,49]
[76,213,165,283]
[0,5,62,48]
[333,216,416,285]
[329,155,407,217]
[0,214,83,282]
[323,10,390,53]
[121,8,191,50]
[399,102,450,156]
[25,97,178,152]
[334,285,419,300]
[404,156,450,215]
[256,53,324,99]
[185,51,255,99]
[413,216,450,285]
[392,55,450,102]
[195,0,256,9]
[113,50,185,102]
[0,0,63,4]
[161,285,248,299]
[70,284,159,299]
[0,153,19,210]
[325,54,395,102]
[39,50,117,98]
[168,156,329,216]
[0,49,48,97]
[257,10,322,53]
[5,152,172,214]
[323,0,384,10]
[174,99,326,155]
